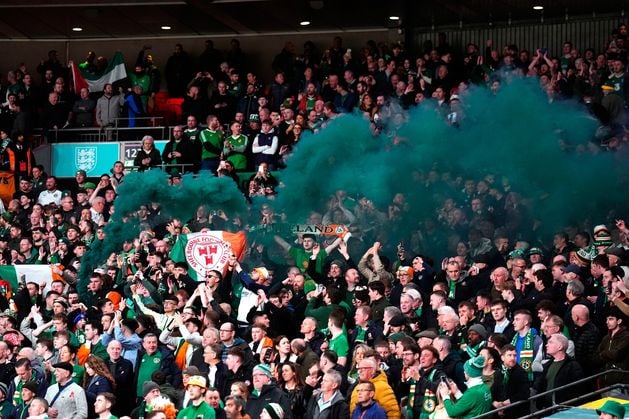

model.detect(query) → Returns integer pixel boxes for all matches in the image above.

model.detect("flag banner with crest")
[169,231,247,281]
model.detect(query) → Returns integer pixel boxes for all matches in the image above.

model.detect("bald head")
[291,338,306,353]
[18,347,35,361]
[571,304,590,326]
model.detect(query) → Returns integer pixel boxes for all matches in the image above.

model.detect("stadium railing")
[41,117,170,143]
[472,369,629,419]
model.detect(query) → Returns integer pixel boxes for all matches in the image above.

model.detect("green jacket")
[176,401,216,419]
[444,381,492,419]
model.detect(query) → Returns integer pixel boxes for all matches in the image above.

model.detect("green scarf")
[465,340,486,358]
[511,329,535,380]
[501,364,511,386]
[419,369,438,419]
[169,141,179,165]
[448,280,457,299]
[407,377,417,419]
[12,379,24,406]
[355,326,367,343]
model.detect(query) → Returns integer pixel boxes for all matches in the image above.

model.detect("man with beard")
[493,344,529,418]
[162,126,196,175]
[399,344,446,418]
[5,133,34,184]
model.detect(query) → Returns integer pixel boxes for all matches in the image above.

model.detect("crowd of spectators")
[0,22,625,419]
[2,21,629,164]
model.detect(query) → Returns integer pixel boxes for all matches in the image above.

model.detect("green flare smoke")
[274,78,624,234]
[79,171,247,279]
[81,79,627,280]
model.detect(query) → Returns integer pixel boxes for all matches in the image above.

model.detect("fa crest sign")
[184,234,231,278]
[75,147,97,173]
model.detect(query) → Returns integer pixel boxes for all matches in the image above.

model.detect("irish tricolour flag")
[70,51,127,92]
[0,265,55,294]
[170,231,247,281]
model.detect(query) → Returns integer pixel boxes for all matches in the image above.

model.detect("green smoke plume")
[80,171,247,280]
[81,78,626,281]
[273,78,623,241]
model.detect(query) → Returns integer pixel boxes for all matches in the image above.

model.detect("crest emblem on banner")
[184,234,231,278]
[76,147,97,173]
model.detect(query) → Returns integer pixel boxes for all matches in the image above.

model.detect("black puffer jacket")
[535,356,584,407]
[571,321,600,376]
[246,383,294,419]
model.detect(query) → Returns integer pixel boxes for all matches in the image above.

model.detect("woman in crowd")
[278,362,306,419]
[274,335,297,364]
[84,355,115,416]
[230,381,250,402]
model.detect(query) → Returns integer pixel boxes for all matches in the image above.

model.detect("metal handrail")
[113,116,164,128]
[124,163,195,173]
[517,383,628,419]
[45,126,102,143]
[471,369,629,419]
[43,123,170,143]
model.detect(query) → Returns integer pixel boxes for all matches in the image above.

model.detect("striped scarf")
[407,378,417,419]
[512,329,535,379]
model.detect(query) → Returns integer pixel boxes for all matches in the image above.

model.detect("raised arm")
[323,237,342,255]
[273,234,291,252]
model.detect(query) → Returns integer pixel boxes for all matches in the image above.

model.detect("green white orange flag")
[0,264,54,295]
[169,231,247,281]
[70,51,127,92]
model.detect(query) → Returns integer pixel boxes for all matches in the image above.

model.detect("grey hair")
[384,306,402,318]
[433,335,452,352]
[325,369,342,387]
[551,333,569,351]
[567,280,584,296]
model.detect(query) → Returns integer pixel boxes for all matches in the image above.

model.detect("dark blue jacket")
[351,401,387,419]
[85,375,113,406]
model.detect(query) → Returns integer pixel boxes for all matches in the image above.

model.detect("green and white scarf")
[512,329,535,380]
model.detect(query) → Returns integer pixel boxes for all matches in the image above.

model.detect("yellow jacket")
[349,370,401,419]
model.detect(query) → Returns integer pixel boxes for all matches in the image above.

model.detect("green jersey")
[136,352,162,397]
[223,134,248,170]
[199,129,223,160]
[183,127,201,144]
[329,332,349,358]
[609,73,625,97]
[288,246,327,273]
[176,401,216,419]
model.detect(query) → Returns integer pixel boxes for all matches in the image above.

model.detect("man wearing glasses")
[131,285,178,331]
[348,358,400,419]
[352,382,386,419]
[218,322,252,366]
[399,345,446,418]
[162,125,196,174]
